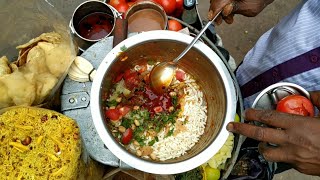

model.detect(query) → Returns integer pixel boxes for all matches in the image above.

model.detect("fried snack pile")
[0,32,74,109]
[0,107,82,179]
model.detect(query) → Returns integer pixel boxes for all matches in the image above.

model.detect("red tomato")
[105,109,121,120]
[172,7,183,18]
[109,0,126,7]
[119,106,131,116]
[135,0,160,3]
[175,70,185,81]
[121,128,133,145]
[114,73,124,83]
[175,0,183,9]
[158,0,176,15]
[168,19,183,31]
[127,2,134,7]
[114,2,129,14]
[276,95,314,117]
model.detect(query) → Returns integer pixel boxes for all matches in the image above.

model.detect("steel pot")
[91,30,237,174]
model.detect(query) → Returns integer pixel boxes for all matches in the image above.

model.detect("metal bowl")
[125,1,168,32]
[91,30,237,174]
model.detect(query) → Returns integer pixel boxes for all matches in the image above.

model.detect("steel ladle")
[150,11,222,94]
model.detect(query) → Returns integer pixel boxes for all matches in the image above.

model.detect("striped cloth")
[236,0,320,108]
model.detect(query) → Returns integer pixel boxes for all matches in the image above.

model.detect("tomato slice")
[119,106,131,116]
[154,106,163,113]
[175,70,185,81]
[276,95,314,117]
[113,73,124,83]
[105,109,121,120]
[124,71,140,90]
[137,64,147,74]
[124,69,133,79]
[121,128,133,145]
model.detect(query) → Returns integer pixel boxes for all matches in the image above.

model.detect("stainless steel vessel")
[90,30,237,174]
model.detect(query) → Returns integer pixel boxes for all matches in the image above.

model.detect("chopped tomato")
[143,73,150,84]
[154,106,163,113]
[124,69,133,79]
[276,95,314,117]
[124,71,140,90]
[105,109,121,120]
[119,106,131,116]
[137,64,147,74]
[121,128,133,145]
[175,70,185,81]
[114,73,124,83]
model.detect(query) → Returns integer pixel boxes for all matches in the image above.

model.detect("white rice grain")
[152,73,207,161]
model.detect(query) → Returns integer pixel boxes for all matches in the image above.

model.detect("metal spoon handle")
[173,11,222,63]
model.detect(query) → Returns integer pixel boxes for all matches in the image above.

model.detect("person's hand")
[208,0,274,25]
[226,91,320,176]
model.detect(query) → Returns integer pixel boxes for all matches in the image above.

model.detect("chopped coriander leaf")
[121,118,133,128]
[147,60,155,65]
[166,128,174,137]
[155,126,160,132]
[148,139,156,146]
[155,136,159,142]
[172,96,178,107]
[120,45,127,51]
[135,136,146,146]
[107,99,118,107]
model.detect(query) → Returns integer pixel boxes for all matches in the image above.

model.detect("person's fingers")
[227,122,288,144]
[208,10,214,21]
[224,14,234,24]
[310,91,320,109]
[258,142,294,163]
[215,15,223,25]
[244,108,310,129]
[208,0,233,20]
[222,3,233,16]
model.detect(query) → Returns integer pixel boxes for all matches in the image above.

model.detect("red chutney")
[143,87,172,115]
[76,12,114,40]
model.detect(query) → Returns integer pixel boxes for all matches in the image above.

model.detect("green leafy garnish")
[135,136,146,146]
[147,60,155,65]
[120,45,127,51]
[148,139,156,146]
[121,118,133,129]
[107,100,118,107]
[172,96,178,107]
[175,167,203,180]
[166,128,175,137]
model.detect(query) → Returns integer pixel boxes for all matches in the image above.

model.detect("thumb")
[310,91,320,109]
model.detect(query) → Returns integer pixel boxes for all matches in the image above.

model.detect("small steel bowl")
[70,1,117,51]
[125,1,168,32]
